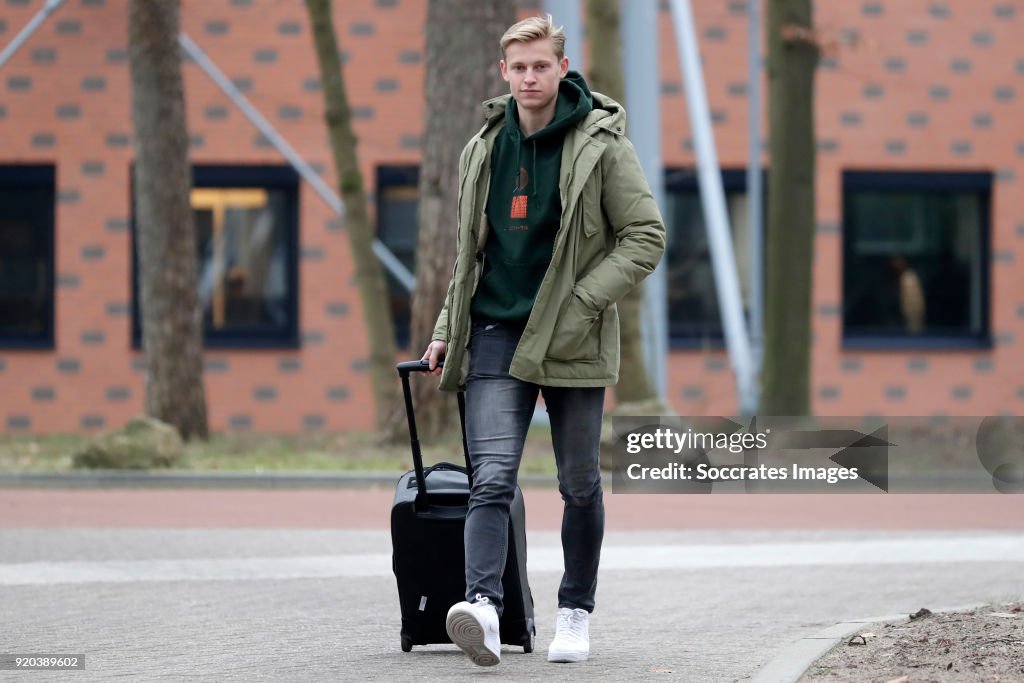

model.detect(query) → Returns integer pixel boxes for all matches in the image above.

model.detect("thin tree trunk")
[762,0,819,415]
[306,0,400,431]
[586,0,661,408]
[128,0,208,440]
[403,0,515,439]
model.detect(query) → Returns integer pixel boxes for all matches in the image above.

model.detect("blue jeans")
[463,319,605,616]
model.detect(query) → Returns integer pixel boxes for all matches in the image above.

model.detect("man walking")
[421,14,665,667]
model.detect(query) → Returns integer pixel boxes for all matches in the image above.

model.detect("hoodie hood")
[501,71,594,200]
[503,70,593,143]
[481,73,625,140]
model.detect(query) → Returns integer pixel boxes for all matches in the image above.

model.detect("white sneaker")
[547,607,590,662]
[446,594,501,666]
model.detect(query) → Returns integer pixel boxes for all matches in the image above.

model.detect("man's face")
[500,39,569,113]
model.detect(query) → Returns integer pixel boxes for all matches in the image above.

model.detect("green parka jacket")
[432,91,666,391]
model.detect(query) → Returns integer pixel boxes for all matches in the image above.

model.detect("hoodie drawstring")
[531,140,537,198]
[514,142,521,192]
[513,137,537,199]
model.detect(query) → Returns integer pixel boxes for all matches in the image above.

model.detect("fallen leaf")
[648,667,672,673]
[860,631,877,640]
[910,608,933,620]
[885,676,909,683]
[848,634,868,646]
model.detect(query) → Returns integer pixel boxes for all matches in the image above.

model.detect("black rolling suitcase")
[391,360,535,654]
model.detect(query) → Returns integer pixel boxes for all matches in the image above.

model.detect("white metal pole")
[747,0,764,410]
[622,0,668,400]
[543,0,584,73]
[179,33,416,293]
[668,0,757,414]
[0,0,67,69]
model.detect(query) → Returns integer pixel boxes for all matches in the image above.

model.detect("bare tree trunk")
[306,0,400,431]
[128,0,208,440]
[762,0,819,415]
[404,0,515,439]
[586,0,661,409]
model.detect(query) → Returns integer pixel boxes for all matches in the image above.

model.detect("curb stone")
[750,602,988,683]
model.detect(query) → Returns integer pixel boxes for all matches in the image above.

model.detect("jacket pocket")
[581,172,603,238]
[546,293,601,361]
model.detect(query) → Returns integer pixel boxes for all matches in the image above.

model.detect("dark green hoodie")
[470,71,593,324]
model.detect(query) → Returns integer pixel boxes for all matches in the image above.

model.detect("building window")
[842,171,991,348]
[664,169,756,347]
[0,165,55,348]
[376,166,418,349]
[132,165,299,348]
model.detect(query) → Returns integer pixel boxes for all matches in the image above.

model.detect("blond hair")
[500,14,565,60]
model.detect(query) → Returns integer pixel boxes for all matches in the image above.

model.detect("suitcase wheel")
[401,634,413,653]
[522,630,534,653]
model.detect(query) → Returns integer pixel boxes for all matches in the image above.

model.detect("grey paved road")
[2,487,1023,680]
[2,526,1023,682]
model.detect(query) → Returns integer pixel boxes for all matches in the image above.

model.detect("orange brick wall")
[0,0,1020,434]
[661,0,1023,417]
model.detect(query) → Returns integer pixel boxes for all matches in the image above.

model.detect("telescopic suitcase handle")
[396,360,472,508]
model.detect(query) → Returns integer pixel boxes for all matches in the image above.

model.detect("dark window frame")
[0,164,56,349]
[841,170,992,350]
[664,167,763,349]
[376,165,419,349]
[131,164,300,349]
